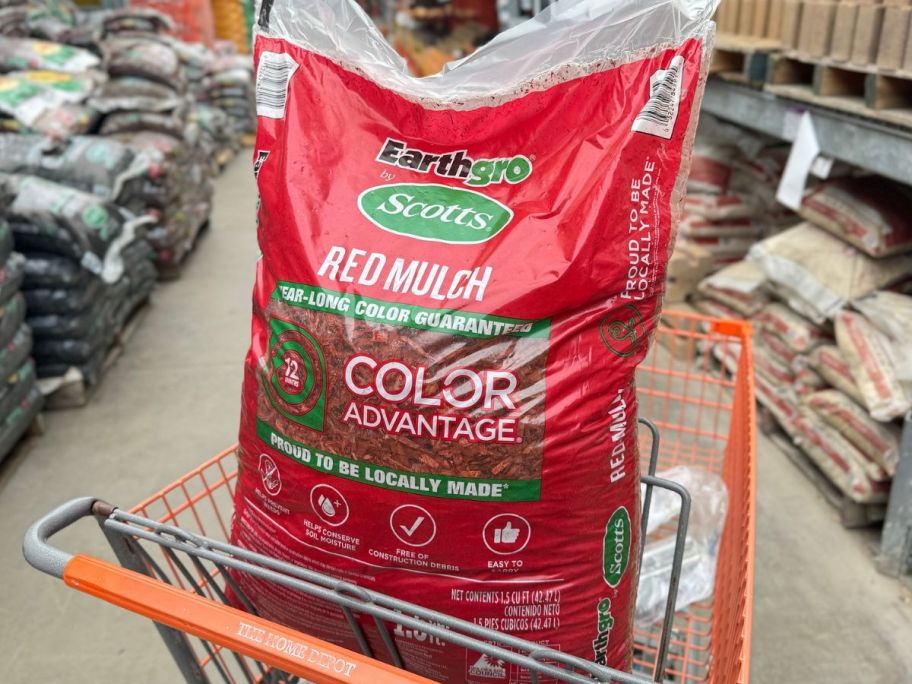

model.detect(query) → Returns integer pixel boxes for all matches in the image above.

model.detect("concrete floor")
[1,154,911,682]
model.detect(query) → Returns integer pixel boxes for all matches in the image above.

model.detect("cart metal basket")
[23,310,755,683]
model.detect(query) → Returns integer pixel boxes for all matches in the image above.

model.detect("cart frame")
[23,310,755,684]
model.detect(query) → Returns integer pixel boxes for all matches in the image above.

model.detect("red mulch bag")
[233,0,716,678]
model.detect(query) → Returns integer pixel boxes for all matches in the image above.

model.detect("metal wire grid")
[632,312,754,683]
[104,311,752,684]
[106,416,686,684]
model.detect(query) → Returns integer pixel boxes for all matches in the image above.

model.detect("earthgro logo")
[359,183,514,244]
[376,138,533,188]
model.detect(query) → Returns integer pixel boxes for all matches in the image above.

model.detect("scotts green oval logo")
[603,507,631,588]
[358,183,514,244]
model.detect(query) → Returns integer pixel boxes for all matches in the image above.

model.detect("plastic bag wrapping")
[24,277,103,315]
[635,466,728,626]
[110,129,212,264]
[103,36,186,90]
[258,0,717,106]
[95,7,174,37]
[32,276,128,364]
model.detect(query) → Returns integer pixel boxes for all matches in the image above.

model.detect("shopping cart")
[23,310,755,684]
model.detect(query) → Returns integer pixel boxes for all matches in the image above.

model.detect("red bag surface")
[232,0,715,679]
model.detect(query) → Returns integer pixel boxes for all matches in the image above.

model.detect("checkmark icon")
[390,505,436,547]
[399,516,425,537]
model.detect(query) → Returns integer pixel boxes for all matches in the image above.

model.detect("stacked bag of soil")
[0,36,103,139]
[0,215,43,463]
[680,116,799,275]
[166,36,241,171]
[0,135,157,387]
[90,25,215,271]
[703,174,912,510]
[196,51,255,139]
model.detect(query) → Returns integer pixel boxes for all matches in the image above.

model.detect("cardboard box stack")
[716,0,787,41]
[720,0,912,68]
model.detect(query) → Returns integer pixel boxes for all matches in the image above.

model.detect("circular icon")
[310,484,350,527]
[390,504,436,547]
[258,453,282,496]
[482,514,531,555]
[599,303,646,359]
[264,323,324,418]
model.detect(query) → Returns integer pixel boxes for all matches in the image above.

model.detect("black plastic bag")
[24,277,103,315]
[0,134,143,200]
[90,76,183,114]
[99,110,188,139]
[0,292,26,346]
[4,174,144,281]
[0,381,43,463]
[104,37,183,89]
[0,359,35,419]
[23,252,92,289]
[0,221,13,265]
[37,345,104,384]
[0,252,25,304]
[34,328,111,364]
[0,324,33,380]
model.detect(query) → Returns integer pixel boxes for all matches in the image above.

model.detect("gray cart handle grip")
[23,497,110,579]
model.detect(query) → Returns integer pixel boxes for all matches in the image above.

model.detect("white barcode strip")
[632,55,685,140]
[256,51,299,119]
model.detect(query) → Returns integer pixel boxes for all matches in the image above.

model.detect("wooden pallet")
[766,53,912,127]
[41,298,151,411]
[711,33,783,84]
[761,413,887,529]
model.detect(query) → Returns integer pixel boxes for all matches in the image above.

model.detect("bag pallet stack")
[0,0,252,407]
[0,217,43,464]
[691,162,912,525]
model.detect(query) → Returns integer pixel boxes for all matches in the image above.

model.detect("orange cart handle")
[24,498,432,684]
[64,555,433,683]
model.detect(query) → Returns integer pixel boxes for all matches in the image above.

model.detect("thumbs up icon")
[494,521,520,544]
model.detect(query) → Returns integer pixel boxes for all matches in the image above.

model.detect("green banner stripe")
[257,420,540,502]
[272,282,549,339]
